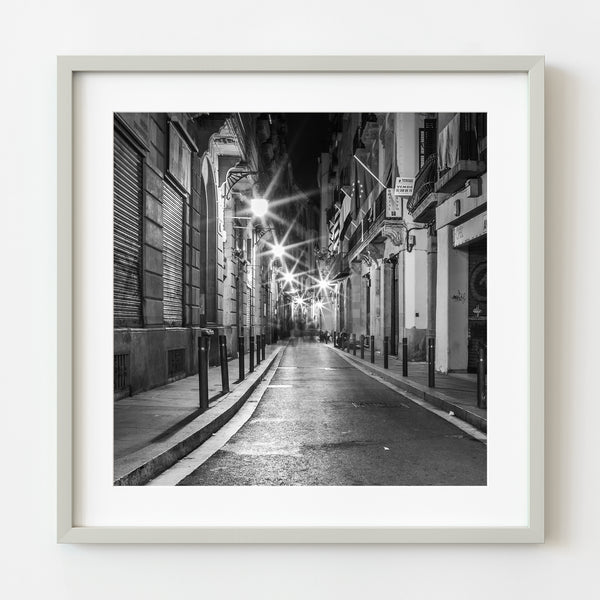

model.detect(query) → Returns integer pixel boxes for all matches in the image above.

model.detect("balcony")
[435,113,486,195]
[328,251,350,281]
[407,154,439,223]
[347,189,405,262]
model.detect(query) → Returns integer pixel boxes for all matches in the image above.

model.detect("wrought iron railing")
[374,188,387,219]
[407,153,437,214]
[347,194,388,254]
[347,224,362,253]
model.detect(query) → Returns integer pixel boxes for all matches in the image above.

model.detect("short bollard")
[360,335,365,359]
[219,335,229,393]
[384,336,389,369]
[198,336,210,411]
[402,337,408,377]
[333,331,337,347]
[256,334,261,366]
[428,337,435,388]
[249,336,255,373]
[477,345,487,409]
[352,334,357,356]
[238,336,245,381]
[261,334,266,360]
[370,335,375,364]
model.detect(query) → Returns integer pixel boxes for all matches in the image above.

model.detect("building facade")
[318,112,487,374]
[113,112,310,399]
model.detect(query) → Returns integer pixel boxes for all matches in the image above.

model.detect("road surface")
[178,341,486,486]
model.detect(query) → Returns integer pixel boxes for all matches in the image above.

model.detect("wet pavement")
[178,341,486,486]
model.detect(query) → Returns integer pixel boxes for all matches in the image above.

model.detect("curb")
[327,345,487,434]
[114,346,284,486]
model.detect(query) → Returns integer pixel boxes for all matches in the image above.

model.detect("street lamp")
[282,271,296,286]
[250,197,269,218]
[318,277,330,291]
[223,160,258,202]
[272,242,285,259]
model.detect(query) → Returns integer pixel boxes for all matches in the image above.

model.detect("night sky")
[284,113,332,202]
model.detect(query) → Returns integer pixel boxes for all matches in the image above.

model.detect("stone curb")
[328,345,487,434]
[114,346,283,486]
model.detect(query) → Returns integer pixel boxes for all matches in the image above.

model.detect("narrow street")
[177,341,486,486]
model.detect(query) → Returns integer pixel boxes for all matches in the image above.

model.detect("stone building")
[318,112,487,374]
[113,112,309,399]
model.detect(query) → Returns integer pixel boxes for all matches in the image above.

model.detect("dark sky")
[284,113,331,202]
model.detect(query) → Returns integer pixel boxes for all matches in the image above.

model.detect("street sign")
[385,189,402,218]
[394,176,415,197]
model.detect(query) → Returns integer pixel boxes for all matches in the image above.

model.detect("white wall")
[2,1,600,598]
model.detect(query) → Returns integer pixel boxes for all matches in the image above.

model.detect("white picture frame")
[57,55,544,543]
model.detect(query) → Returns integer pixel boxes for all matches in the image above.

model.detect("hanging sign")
[385,189,402,218]
[394,176,415,197]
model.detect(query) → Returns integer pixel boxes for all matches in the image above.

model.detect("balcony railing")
[374,187,387,219]
[435,113,486,194]
[407,153,437,214]
[346,189,388,255]
[347,223,362,252]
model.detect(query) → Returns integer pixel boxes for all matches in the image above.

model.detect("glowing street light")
[272,243,285,258]
[318,277,330,291]
[250,197,269,218]
[283,272,295,285]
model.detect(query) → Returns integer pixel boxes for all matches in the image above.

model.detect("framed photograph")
[58,55,544,543]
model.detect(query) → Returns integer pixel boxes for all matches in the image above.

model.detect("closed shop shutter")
[114,132,143,327]
[163,181,184,325]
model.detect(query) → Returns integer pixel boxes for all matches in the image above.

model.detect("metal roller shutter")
[114,132,143,327]
[163,181,184,325]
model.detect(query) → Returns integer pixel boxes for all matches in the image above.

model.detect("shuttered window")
[114,132,143,327]
[163,181,184,325]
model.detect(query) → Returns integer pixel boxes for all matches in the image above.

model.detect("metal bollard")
[261,334,266,360]
[256,334,261,366]
[477,345,487,409]
[428,338,435,388]
[219,335,229,393]
[360,334,365,359]
[333,331,336,347]
[370,335,375,364]
[198,336,210,410]
[402,337,408,377]
[384,336,389,369]
[238,336,245,381]
[352,334,357,355]
[249,336,255,373]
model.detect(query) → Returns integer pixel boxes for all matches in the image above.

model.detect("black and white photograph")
[113,111,488,486]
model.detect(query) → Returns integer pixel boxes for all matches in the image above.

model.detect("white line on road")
[147,349,286,486]
[334,351,487,445]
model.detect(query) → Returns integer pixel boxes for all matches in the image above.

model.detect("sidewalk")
[114,343,283,485]
[328,343,487,433]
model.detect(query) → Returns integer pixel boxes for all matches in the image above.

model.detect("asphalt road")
[179,341,486,486]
